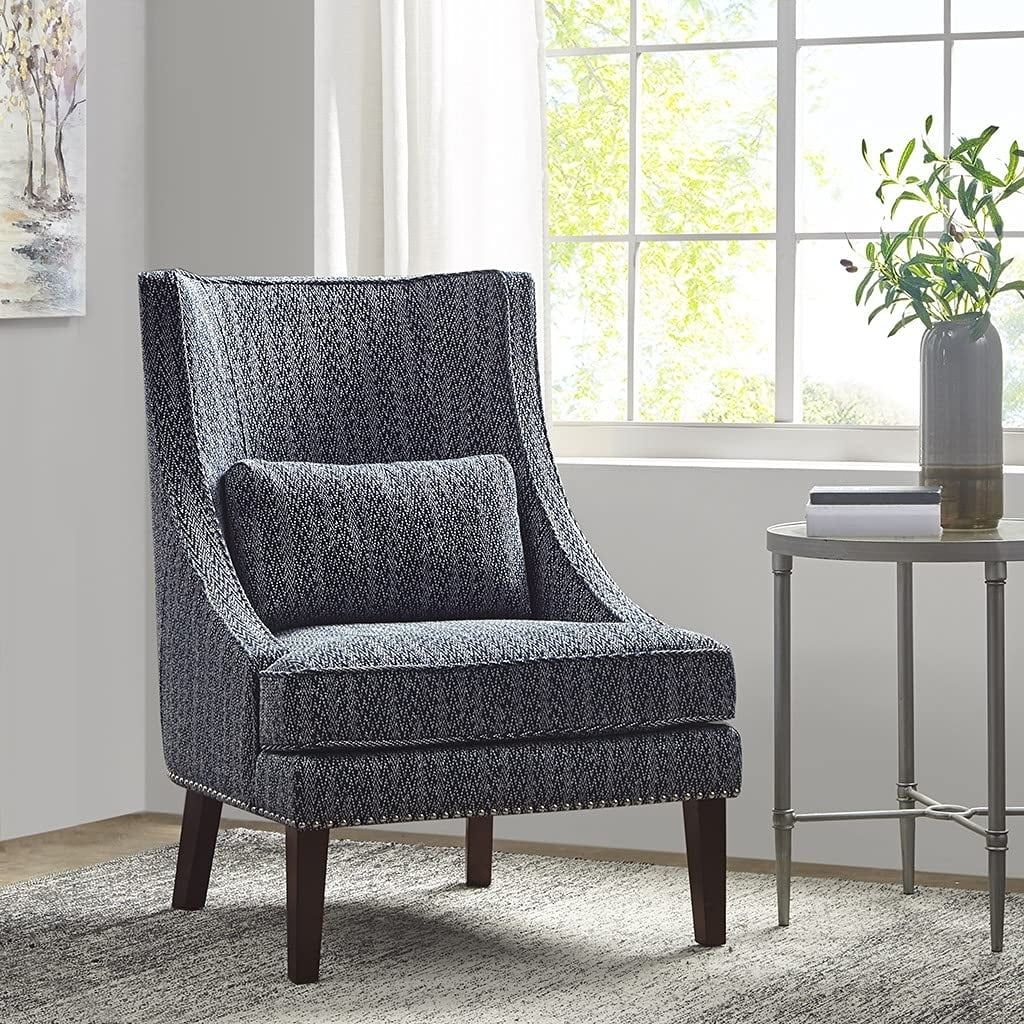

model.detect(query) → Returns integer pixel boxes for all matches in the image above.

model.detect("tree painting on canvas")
[0,0,84,317]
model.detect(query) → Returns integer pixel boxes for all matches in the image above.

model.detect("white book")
[805,503,942,539]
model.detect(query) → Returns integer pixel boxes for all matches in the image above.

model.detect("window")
[544,0,1024,454]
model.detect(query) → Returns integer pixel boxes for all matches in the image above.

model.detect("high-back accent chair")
[139,269,741,984]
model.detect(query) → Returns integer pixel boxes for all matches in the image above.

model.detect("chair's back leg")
[287,827,330,984]
[682,798,727,946]
[466,815,493,887]
[172,789,223,910]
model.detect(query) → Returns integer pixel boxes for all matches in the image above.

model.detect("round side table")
[766,520,1024,952]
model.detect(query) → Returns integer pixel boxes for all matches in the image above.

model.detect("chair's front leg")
[287,827,330,984]
[682,798,726,946]
[172,790,223,910]
[466,815,493,887]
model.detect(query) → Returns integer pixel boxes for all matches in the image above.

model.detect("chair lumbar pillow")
[222,454,532,630]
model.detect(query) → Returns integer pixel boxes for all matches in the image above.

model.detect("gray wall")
[143,0,316,816]
[146,0,315,276]
[0,0,148,840]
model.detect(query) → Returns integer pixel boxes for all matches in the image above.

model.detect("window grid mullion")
[943,0,953,156]
[546,28,1024,59]
[626,0,639,421]
[775,1,798,424]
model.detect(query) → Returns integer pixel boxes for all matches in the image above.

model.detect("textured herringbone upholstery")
[222,455,532,630]
[139,269,741,828]
[261,619,735,750]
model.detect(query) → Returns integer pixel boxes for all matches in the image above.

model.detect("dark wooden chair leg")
[466,815,493,887]
[287,827,330,984]
[172,789,223,910]
[682,798,727,947]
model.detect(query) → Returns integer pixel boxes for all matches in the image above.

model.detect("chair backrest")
[139,269,595,622]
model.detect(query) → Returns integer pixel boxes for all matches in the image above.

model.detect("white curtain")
[315,0,547,290]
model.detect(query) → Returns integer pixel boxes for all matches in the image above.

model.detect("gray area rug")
[0,829,1019,1023]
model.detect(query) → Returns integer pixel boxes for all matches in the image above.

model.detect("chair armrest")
[150,486,285,806]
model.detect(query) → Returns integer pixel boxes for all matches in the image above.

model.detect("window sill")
[549,421,1024,466]
[556,455,917,471]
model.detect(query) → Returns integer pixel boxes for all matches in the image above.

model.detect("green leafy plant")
[847,117,1024,339]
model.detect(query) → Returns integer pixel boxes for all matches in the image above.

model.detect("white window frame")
[545,0,1024,464]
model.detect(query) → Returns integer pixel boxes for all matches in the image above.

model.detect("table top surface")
[767,519,1024,563]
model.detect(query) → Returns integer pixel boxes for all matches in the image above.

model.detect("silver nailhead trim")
[166,772,740,830]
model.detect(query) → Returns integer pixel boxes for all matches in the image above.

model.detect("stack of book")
[805,486,942,538]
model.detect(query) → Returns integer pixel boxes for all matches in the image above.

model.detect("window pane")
[797,43,943,232]
[639,49,776,233]
[547,56,630,236]
[798,0,942,37]
[545,0,630,48]
[952,0,1024,33]
[797,241,918,425]
[636,241,775,422]
[990,242,1024,427]
[952,40,1024,230]
[640,0,776,44]
[550,242,629,420]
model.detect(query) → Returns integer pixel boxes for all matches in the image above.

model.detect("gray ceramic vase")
[919,316,1003,530]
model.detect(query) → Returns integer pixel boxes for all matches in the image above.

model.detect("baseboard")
[214,815,1022,894]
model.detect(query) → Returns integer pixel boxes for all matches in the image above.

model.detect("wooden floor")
[1,812,1021,892]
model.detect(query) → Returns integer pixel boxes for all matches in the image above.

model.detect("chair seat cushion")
[222,455,531,631]
[259,618,736,751]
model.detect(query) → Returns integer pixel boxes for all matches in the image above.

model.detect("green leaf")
[989,198,1004,238]
[861,138,870,168]
[996,279,1024,293]
[865,241,876,261]
[884,232,910,258]
[879,148,893,174]
[968,312,992,341]
[888,313,919,337]
[897,138,916,176]
[1008,141,1019,181]
[974,125,999,158]
[959,264,982,295]
[958,177,973,220]
[961,161,1005,189]
[909,298,933,327]
[1001,176,1024,200]
[867,303,888,325]
[890,190,923,217]
[854,269,874,306]
[925,114,934,134]
[949,135,975,160]
[983,245,1000,286]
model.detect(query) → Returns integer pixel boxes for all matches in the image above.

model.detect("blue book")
[809,486,941,507]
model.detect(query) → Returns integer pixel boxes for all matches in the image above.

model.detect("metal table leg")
[896,563,916,895]
[772,553,793,927]
[986,560,1008,953]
